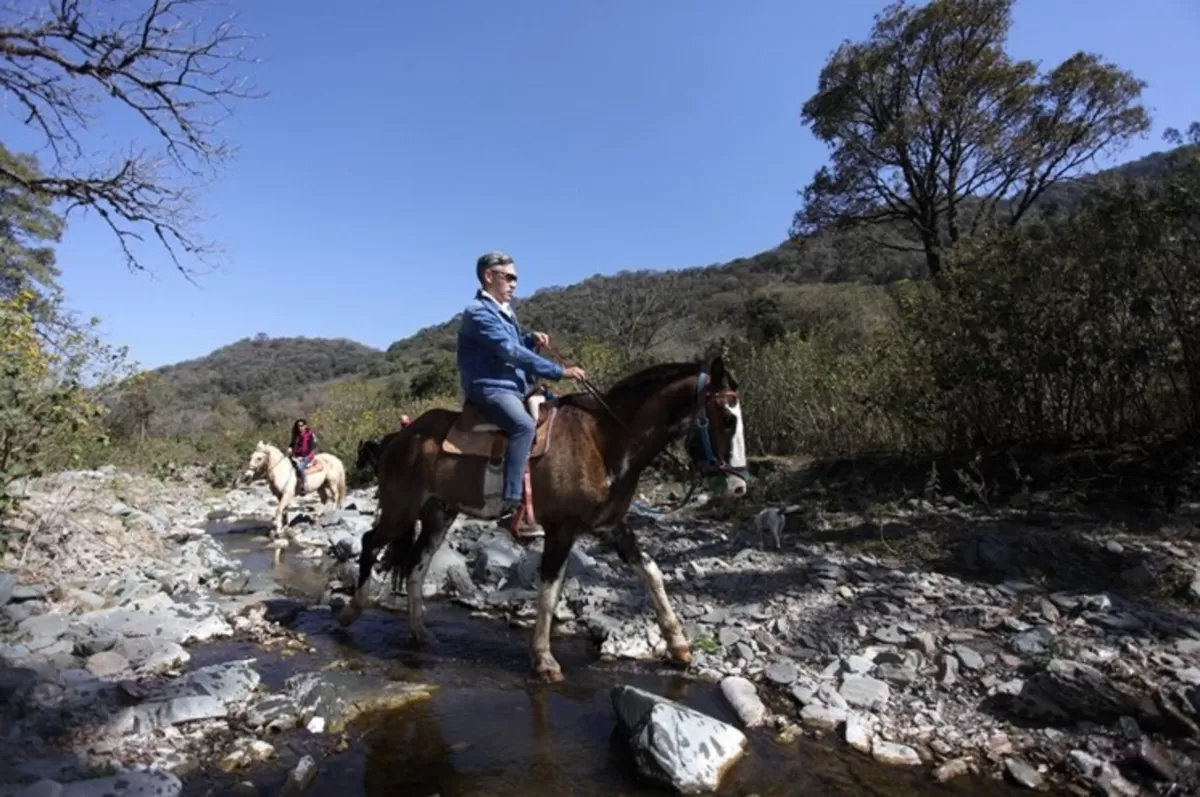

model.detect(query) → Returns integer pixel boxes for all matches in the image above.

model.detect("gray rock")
[719,676,766,728]
[472,536,524,583]
[875,664,918,685]
[282,755,318,797]
[953,645,985,671]
[872,739,921,766]
[844,713,872,753]
[107,694,229,735]
[612,685,748,795]
[873,625,907,645]
[58,770,182,796]
[113,638,189,674]
[18,613,69,648]
[1066,750,1139,797]
[1004,758,1044,789]
[73,592,231,645]
[939,654,959,686]
[1010,628,1055,657]
[13,780,63,797]
[282,670,432,731]
[0,572,14,605]
[245,693,301,733]
[84,651,130,678]
[124,659,260,705]
[839,676,890,710]
[800,704,847,730]
[763,660,797,685]
[842,655,874,674]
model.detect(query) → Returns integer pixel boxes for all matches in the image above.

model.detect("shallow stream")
[190,526,1040,797]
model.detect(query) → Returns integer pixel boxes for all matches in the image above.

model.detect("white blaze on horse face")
[728,401,746,469]
[723,401,748,497]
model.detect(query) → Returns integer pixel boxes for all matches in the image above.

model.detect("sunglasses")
[491,270,518,284]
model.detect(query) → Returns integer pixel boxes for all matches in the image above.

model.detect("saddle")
[293,456,324,475]
[441,391,558,460]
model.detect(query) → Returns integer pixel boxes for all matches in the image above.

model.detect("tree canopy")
[792,0,1150,277]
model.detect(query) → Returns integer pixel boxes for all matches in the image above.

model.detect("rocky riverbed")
[2,465,1199,796]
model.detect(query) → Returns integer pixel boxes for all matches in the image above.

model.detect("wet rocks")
[719,676,766,728]
[612,685,748,794]
[274,670,435,733]
[1004,758,1044,790]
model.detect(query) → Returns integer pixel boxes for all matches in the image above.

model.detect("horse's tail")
[335,460,348,505]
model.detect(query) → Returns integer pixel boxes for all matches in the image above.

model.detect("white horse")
[240,441,348,537]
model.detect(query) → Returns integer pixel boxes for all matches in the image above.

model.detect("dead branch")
[0,0,262,273]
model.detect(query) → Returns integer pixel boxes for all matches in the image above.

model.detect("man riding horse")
[456,250,586,539]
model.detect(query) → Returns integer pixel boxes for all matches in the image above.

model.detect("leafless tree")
[589,270,684,362]
[0,0,261,274]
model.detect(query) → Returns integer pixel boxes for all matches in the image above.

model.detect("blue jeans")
[469,387,534,504]
[294,456,311,489]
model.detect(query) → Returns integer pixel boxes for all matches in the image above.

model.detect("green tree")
[0,145,63,319]
[793,0,1150,278]
[408,354,459,400]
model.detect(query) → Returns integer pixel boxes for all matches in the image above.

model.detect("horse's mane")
[557,361,701,413]
[604,361,702,399]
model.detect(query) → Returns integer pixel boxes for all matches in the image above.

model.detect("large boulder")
[611,685,748,794]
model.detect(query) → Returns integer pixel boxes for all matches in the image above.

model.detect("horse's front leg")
[337,527,376,627]
[274,488,295,538]
[612,522,690,666]
[530,526,573,683]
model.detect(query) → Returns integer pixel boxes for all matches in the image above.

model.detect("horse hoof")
[337,605,361,627]
[669,644,693,667]
[536,667,565,684]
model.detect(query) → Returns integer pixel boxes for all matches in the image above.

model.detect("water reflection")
[344,675,1032,797]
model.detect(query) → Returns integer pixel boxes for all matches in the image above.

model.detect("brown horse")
[336,355,749,682]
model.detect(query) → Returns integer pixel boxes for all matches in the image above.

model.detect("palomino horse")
[240,441,348,536]
[337,356,749,682]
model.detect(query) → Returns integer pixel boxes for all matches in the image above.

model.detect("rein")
[541,343,747,515]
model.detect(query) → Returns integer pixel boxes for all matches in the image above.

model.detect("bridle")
[692,368,749,482]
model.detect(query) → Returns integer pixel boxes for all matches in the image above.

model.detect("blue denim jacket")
[457,290,564,396]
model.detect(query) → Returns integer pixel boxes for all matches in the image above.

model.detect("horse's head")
[685,355,748,498]
[356,439,380,472]
[241,441,271,483]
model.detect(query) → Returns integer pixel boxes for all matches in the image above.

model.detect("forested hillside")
[142,142,1187,430]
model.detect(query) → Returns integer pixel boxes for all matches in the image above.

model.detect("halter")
[691,369,750,481]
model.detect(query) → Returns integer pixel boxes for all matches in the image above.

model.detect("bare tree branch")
[0,0,263,274]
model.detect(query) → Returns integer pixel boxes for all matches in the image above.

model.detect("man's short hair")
[476,250,513,283]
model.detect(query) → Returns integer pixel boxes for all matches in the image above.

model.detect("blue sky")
[12,0,1200,369]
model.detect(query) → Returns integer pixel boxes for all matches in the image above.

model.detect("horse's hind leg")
[406,499,455,646]
[612,522,690,667]
[337,526,378,627]
[530,526,573,683]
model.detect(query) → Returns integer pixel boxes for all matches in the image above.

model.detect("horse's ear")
[708,355,738,390]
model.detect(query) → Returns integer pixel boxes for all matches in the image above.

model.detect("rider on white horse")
[286,418,320,495]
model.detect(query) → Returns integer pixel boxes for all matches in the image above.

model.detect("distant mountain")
[147,335,382,430]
